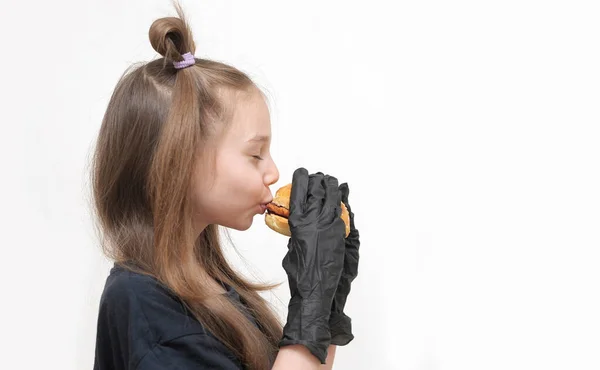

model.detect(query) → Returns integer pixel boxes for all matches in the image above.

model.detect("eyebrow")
[246,134,270,143]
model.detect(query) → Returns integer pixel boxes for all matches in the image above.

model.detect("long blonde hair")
[91,3,282,368]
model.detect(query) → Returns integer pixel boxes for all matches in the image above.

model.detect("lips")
[259,198,273,214]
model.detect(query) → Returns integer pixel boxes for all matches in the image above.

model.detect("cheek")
[210,164,265,230]
[229,162,265,200]
[201,158,264,213]
[190,148,270,228]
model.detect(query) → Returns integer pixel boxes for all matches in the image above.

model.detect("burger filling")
[266,203,289,218]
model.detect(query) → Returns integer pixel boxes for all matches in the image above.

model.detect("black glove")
[278,168,346,364]
[329,182,360,346]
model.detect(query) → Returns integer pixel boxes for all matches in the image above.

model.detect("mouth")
[259,199,273,214]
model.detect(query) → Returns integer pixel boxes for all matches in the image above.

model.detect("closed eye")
[252,155,264,160]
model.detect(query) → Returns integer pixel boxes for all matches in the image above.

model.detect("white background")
[1,0,599,369]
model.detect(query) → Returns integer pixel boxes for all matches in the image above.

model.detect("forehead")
[225,91,271,142]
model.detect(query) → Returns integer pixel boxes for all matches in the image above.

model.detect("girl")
[91,4,360,370]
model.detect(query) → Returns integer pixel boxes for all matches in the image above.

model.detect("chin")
[221,216,253,232]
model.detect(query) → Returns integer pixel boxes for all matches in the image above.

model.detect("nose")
[265,157,279,186]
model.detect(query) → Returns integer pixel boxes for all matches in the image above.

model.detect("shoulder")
[95,264,243,369]
[100,264,177,309]
[98,264,207,342]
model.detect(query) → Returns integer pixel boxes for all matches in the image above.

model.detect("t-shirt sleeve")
[136,333,243,370]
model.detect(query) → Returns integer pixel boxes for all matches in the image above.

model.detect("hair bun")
[148,5,196,61]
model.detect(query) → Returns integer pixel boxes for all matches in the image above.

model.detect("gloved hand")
[329,182,360,346]
[278,168,346,364]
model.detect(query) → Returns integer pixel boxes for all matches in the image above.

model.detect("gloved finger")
[339,182,357,231]
[339,182,350,209]
[321,176,342,225]
[304,172,326,218]
[321,175,342,225]
[307,173,325,199]
[323,175,341,211]
[290,167,309,216]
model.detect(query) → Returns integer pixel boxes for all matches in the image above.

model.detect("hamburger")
[264,183,351,237]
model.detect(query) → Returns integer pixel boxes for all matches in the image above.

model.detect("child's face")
[190,91,279,234]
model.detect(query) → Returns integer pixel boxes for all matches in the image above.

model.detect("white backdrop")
[1,0,599,369]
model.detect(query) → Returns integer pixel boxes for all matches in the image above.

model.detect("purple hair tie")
[173,52,195,69]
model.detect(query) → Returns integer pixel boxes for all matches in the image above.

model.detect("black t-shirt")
[93,264,250,370]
